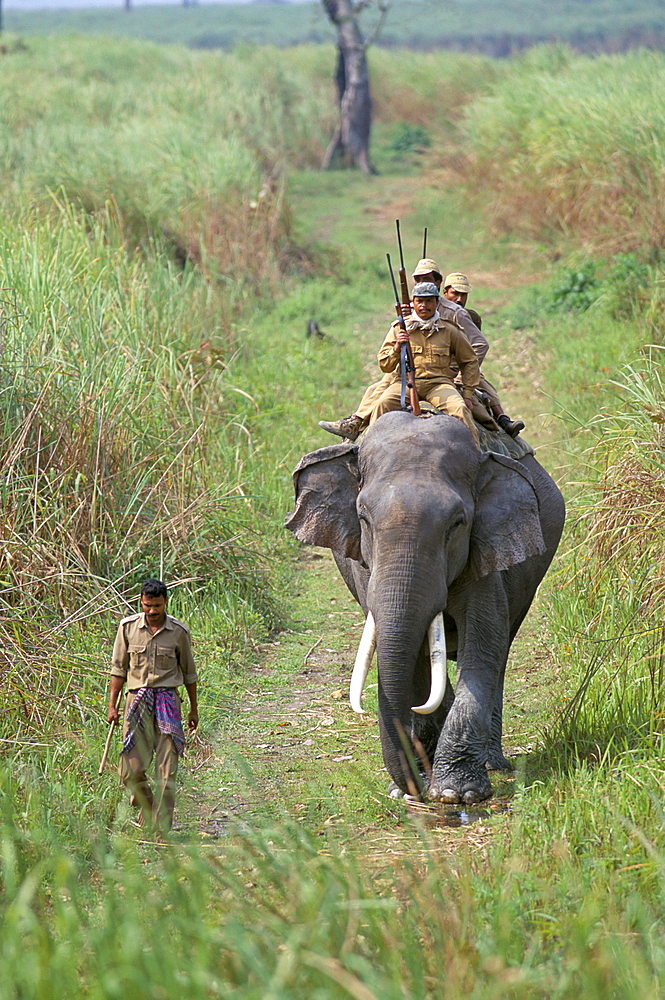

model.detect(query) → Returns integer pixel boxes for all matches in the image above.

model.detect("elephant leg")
[411,678,455,766]
[484,577,550,772]
[485,662,514,771]
[429,574,509,804]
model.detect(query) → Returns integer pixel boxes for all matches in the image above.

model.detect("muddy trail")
[176,172,565,858]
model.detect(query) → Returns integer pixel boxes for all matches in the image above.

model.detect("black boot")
[497,414,525,438]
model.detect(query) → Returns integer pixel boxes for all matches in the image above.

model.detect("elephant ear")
[466,452,546,581]
[284,443,361,560]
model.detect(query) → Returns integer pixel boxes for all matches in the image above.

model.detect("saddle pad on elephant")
[476,422,534,460]
[417,401,534,460]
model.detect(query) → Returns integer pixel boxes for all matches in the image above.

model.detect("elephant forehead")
[360,413,482,476]
[359,445,481,492]
[358,479,469,521]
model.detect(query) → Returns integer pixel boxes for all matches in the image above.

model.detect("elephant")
[285,411,565,804]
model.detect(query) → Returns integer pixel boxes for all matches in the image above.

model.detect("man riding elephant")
[318,258,523,441]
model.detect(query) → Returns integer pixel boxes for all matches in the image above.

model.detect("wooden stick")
[98,691,124,775]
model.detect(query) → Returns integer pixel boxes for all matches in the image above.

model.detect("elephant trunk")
[366,558,450,794]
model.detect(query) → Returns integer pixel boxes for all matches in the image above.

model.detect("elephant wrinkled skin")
[285,412,565,804]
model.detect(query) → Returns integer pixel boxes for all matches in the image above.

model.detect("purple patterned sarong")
[121,688,186,757]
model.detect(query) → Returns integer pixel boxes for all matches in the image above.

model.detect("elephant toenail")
[440,788,462,804]
[463,789,489,804]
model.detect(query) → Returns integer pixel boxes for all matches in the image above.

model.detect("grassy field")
[5,0,665,54]
[2,34,665,997]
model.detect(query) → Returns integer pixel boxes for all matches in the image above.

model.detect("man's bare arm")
[107,675,125,724]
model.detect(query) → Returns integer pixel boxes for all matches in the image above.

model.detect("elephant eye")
[447,513,466,536]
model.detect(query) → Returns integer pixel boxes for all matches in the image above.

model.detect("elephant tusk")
[411,613,447,715]
[349,613,376,714]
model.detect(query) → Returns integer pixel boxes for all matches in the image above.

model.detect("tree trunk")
[321,0,375,175]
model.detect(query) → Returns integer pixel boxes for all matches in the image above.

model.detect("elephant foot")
[387,781,425,802]
[485,751,515,772]
[387,781,405,799]
[428,771,493,805]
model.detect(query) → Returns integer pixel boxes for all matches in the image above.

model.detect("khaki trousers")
[370,377,479,442]
[478,374,500,408]
[355,375,392,420]
[357,374,499,422]
[119,690,179,832]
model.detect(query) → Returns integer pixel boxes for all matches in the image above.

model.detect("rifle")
[422,227,428,259]
[387,253,420,416]
[395,219,411,306]
[98,690,124,774]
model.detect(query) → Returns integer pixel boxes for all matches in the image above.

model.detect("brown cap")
[412,257,442,279]
[443,272,471,293]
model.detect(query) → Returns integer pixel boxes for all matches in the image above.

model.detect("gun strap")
[400,343,409,410]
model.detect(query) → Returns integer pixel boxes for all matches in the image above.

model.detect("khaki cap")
[443,272,471,293]
[412,258,442,278]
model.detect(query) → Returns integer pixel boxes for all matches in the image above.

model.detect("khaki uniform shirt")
[438,300,489,375]
[378,315,480,398]
[111,612,197,690]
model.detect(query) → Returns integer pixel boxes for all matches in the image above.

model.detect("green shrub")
[546,262,601,313]
[386,122,432,154]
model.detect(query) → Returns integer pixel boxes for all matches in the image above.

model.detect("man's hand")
[399,302,412,319]
[464,397,474,410]
[184,681,199,731]
[394,330,410,352]
[107,676,124,724]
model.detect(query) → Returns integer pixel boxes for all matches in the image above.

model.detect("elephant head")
[286,411,563,803]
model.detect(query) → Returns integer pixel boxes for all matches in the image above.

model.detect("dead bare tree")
[321,0,392,175]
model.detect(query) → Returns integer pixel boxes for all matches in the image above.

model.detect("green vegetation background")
[2,28,665,999]
[6,0,665,54]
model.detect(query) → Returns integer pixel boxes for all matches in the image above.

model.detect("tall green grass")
[0,36,337,282]
[3,785,665,998]
[544,348,665,759]
[457,45,665,252]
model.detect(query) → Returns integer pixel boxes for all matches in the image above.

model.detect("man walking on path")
[107,578,198,834]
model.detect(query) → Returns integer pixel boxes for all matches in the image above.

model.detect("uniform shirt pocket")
[156,646,177,666]
[128,643,147,666]
[428,347,450,367]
